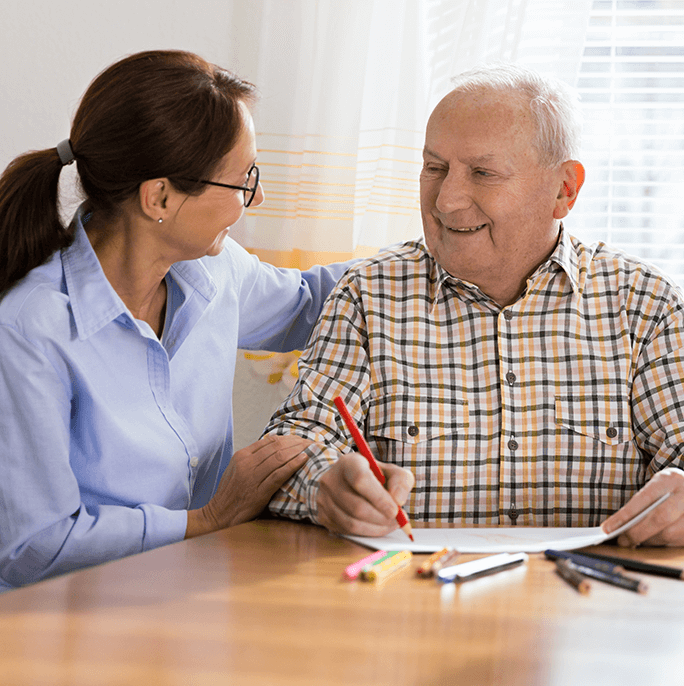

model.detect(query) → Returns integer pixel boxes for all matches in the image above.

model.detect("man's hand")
[186,435,313,538]
[602,467,684,546]
[315,452,415,536]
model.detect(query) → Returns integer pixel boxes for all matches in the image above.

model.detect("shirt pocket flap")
[555,395,633,446]
[368,394,468,444]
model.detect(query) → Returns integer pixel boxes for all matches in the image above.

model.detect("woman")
[0,50,350,590]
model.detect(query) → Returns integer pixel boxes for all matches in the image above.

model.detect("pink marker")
[344,550,389,580]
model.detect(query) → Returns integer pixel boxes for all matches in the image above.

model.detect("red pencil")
[333,396,414,541]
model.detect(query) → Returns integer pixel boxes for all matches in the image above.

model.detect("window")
[572,0,684,286]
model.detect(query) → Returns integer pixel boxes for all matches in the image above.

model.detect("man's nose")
[435,171,472,214]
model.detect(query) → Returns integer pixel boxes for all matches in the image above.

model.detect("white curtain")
[225,0,594,450]
[224,0,593,267]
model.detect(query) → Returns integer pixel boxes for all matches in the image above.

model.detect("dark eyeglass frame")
[181,164,260,207]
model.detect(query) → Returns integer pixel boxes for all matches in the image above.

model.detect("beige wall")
[0,1,250,175]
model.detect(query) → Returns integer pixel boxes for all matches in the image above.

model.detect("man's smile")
[444,223,487,233]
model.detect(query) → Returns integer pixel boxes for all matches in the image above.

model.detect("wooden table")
[1,520,683,686]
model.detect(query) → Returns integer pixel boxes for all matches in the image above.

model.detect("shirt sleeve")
[0,324,188,590]
[264,276,373,522]
[630,297,684,476]
[230,241,357,351]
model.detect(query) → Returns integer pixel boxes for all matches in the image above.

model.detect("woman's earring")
[158,218,163,223]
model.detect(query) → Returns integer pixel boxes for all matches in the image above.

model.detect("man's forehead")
[430,87,530,130]
[425,89,535,155]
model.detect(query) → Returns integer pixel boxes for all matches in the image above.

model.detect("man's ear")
[139,178,170,223]
[553,161,585,219]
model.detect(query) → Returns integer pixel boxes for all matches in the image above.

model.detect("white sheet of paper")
[343,492,671,553]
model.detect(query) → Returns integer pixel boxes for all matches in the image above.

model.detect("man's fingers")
[340,455,400,520]
[633,516,684,547]
[616,495,684,546]
[317,479,400,535]
[603,469,680,533]
[602,491,656,535]
[384,466,415,507]
[315,453,404,534]
[319,479,394,526]
[603,469,684,546]
[317,504,398,537]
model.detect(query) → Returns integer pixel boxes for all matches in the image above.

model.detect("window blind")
[572,0,684,287]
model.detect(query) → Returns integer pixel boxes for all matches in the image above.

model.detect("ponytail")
[0,148,73,293]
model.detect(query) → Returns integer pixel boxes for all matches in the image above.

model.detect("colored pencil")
[555,559,591,595]
[545,549,621,575]
[333,396,414,541]
[571,551,684,580]
[416,547,452,577]
[563,559,648,594]
[429,550,462,576]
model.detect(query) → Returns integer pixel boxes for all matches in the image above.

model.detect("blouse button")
[503,310,514,321]
[190,456,199,468]
[606,427,618,439]
[507,439,519,451]
[506,371,517,385]
[508,507,519,522]
[408,425,419,437]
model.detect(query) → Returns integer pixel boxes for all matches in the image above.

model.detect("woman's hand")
[186,434,312,538]
[315,452,415,536]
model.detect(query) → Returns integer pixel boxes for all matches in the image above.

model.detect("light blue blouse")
[0,205,350,590]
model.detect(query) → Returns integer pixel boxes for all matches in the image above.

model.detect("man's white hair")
[450,63,583,168]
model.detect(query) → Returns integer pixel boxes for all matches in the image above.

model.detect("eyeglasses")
[181,164,260,207]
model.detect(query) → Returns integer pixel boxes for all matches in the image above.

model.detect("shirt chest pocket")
[367,394,469,445]
[555,395,633,446]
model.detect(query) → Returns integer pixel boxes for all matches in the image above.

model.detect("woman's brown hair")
[0,50,256,293]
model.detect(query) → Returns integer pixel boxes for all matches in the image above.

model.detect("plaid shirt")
[266,229,684,527]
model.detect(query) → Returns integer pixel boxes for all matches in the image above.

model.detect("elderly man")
[265,64,684,547]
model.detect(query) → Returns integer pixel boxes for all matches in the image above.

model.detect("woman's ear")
[138,178,170,223]
[553,161,585,219]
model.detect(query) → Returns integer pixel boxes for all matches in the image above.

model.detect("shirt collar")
[545,224,583,297]
[62,205,129,340]
[170,258,218,304]
[423,240,496,308]
[62,204,217,340]
[423,223,584,309]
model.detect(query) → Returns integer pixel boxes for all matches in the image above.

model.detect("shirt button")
[508,507,519,522]
[507,439,519,451]
[506,371,517,385]
[407,425,419,437]
[503,310,514,321]
[190,456,199,468]
[606,427,618,439]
